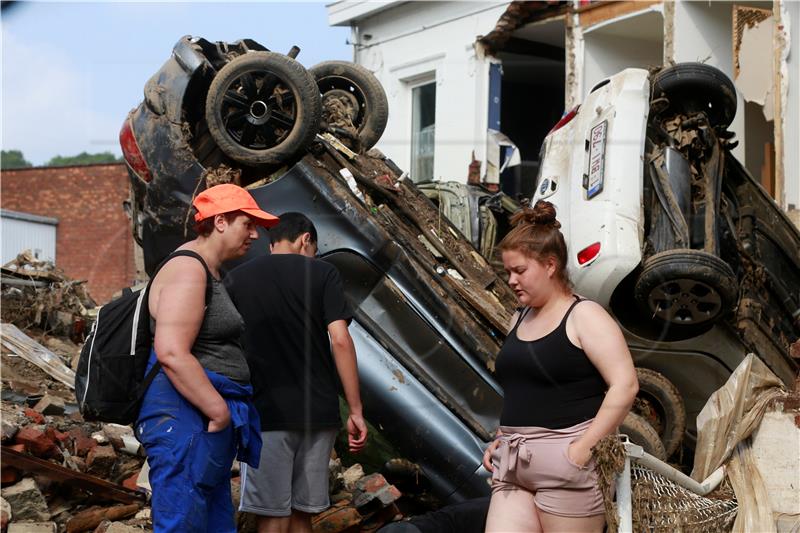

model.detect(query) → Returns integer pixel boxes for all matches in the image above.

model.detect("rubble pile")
[1,252,95,341]
[1,324,413,532]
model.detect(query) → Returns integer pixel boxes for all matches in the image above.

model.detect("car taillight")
[548,105,580,135]
[577,242,601,265]
[119,117,153,183]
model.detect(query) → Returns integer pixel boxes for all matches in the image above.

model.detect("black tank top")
[495,297,606,428]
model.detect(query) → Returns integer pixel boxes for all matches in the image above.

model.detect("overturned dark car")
[120,37,799,501]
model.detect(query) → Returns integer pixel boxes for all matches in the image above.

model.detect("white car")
[535,64,799,457]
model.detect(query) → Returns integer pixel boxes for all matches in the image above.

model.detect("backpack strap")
[138,250,215,397]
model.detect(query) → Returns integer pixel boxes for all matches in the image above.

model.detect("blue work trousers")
[136,355,242,532]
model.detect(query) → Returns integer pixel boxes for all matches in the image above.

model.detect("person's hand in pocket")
[483,438,501,472]
[567,439,592,467]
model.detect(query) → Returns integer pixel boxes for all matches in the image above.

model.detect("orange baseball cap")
[193,184,279,227]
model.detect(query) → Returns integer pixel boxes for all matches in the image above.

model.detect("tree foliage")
[46,151,122,166]
[1,150,33,169]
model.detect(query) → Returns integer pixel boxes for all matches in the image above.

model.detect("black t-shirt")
[224,254,352,430]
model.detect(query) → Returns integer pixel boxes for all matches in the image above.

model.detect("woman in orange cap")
[135,184,279,532]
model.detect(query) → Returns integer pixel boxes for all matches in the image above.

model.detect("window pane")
[411,82,436,182]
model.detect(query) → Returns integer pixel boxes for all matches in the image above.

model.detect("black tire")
[309,61,389,150]
[652,63,737,128]
[634,368,686,458]
[634,249,738,328]
[205,52,322,166]
[620,412,667,461]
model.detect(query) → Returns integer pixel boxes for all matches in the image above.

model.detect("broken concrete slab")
[33,395,65,417]
[7,523,57,533]
[100,426,131,452]
[1,496,10,531]
[342,464,364,491]
[100,426,140,457]
[1,419,18,443]
[1,478,50,522]
[86,446,116,479]
[93,521,142,533]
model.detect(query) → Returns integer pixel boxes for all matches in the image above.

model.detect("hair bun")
[511,200,560,229]
[531,200,559,228]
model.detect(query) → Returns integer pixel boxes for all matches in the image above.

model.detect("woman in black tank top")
[483,201,639,533]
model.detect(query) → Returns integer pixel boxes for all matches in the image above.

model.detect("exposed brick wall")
[1,163,136,304]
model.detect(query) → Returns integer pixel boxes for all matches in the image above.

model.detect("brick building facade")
[1,163,139,303]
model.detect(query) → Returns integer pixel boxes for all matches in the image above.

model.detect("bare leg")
[485,489,542,533]
[289,510,313,533]
[538,510,605,533]
[256,516,290,533]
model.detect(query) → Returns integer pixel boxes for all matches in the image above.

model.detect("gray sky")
[1,1,352,165]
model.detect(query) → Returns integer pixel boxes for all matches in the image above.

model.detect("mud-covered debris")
[201,164,242,187]
[1,324,76,388]
[342,463,365,491]
[1,478,50,522]
[1,251,95,339]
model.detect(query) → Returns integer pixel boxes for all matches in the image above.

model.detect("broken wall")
[347,1,509,182]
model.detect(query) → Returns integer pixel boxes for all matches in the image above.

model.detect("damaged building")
[327,0,800,225]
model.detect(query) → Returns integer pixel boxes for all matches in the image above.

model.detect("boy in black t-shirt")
[225,212,368,533]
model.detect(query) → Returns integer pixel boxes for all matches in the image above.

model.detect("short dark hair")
[269,212,317,244]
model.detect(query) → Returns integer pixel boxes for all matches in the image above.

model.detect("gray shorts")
[239,429,338,516]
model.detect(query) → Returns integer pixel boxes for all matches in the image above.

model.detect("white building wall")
[350,1,509,182]
[671,0,747,162]
[784,1,799,212]
[1,211,57,264]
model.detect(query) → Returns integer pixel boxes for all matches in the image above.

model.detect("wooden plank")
[1,322,76,388]
[1,446,146,504]
[578,0,661,29]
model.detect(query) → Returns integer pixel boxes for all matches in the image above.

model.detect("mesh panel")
[629,463,738,533]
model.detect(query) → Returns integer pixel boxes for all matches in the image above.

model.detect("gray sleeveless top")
[151,270,250,384]
[191,279,250,383]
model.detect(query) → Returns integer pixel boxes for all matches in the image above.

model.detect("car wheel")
[633,368,686,458]
[634,249,738,329]
[620,412,667,461]
[309,61,388,150]
[205,52,322,166]
[652,63,737,129]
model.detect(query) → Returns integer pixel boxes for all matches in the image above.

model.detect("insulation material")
[734,8,776,121]
[691,354,788,533]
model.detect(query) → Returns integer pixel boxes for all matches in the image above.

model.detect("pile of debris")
[1,252,95,342]
[1,324,409,533]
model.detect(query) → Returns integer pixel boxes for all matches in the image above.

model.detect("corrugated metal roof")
[0,209,59,225]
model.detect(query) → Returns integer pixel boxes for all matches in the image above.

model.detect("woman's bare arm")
[568,300,639,463]
[151,257,230,431]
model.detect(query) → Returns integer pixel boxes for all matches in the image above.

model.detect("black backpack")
[75,250,213,424]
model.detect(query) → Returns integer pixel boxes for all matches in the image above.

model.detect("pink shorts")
[490,419,604,517]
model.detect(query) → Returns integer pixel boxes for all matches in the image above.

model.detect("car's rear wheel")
[620,412,667,461]
[633,368,686,458]
[652,63,737,128]
[634,249,738,330]
[309,61,388,150]
[205,52,321,166]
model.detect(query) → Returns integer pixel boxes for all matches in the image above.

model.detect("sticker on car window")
[585,120,607,199]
